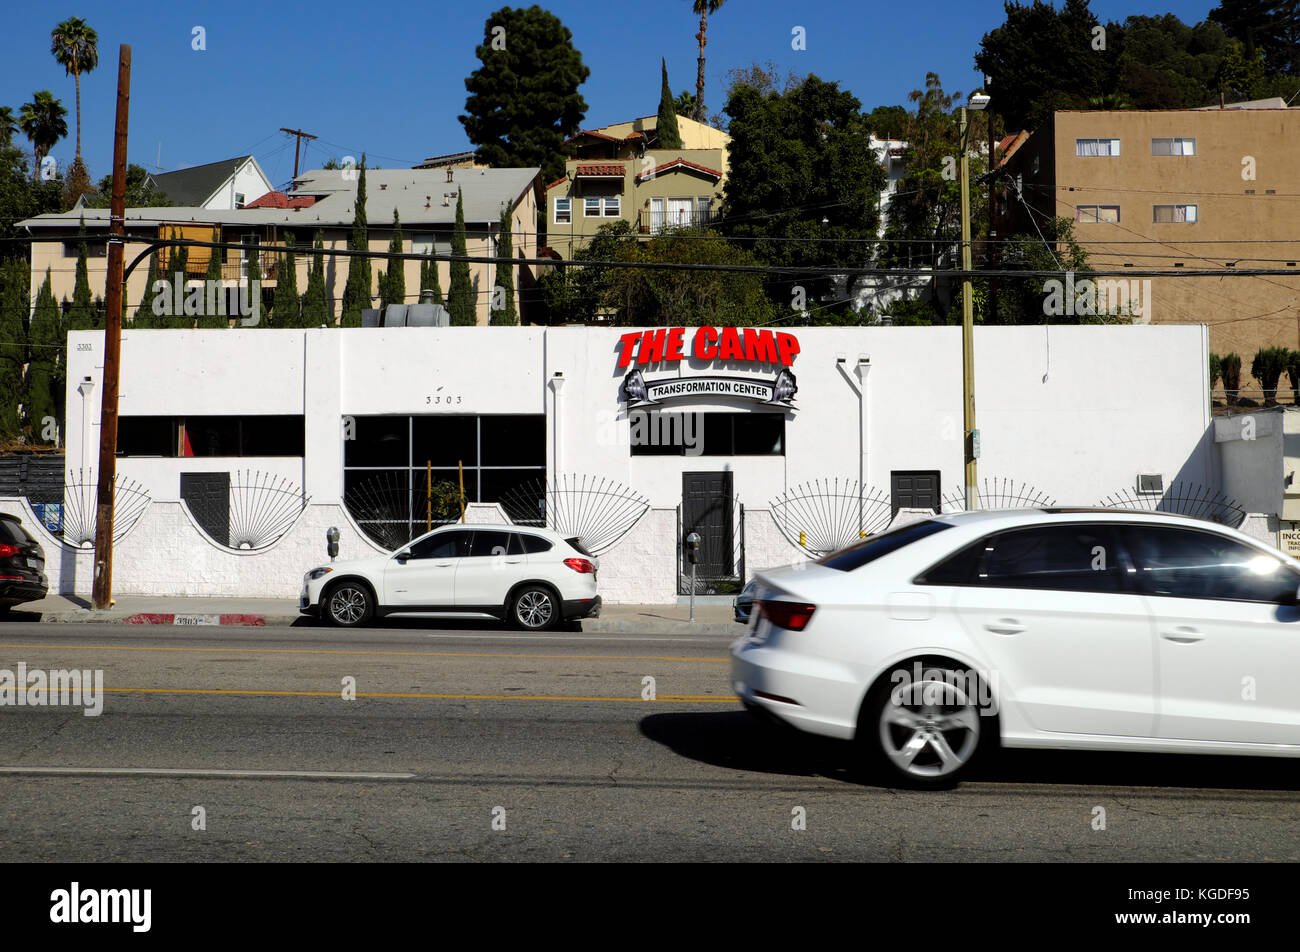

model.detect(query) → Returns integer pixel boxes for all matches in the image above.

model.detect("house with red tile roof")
[545,113,730,259]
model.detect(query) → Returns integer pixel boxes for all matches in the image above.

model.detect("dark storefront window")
[629,411,785,457]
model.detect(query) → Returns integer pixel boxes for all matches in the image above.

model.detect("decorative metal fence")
[28,469,152,548]
[498,474,650,555]
[768,478,893,557]
[941,476,1057,514]
[343,470,456,552]
[1096,481,1246,528]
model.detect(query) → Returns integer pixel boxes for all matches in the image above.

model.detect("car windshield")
[818,520,951,572]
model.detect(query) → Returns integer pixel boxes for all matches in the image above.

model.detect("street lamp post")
[960,92,989,511]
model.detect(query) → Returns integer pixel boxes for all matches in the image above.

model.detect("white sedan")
[732,508,1300,787]
[300,523,600,630]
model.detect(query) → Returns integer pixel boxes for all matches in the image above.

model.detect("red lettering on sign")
[718,327,745,361]
[665,327,686,361]
[617,332,642,368]
[776,332,801,366]
[638,328,668,364]
[743,328,778,364]
[694,326,718,360]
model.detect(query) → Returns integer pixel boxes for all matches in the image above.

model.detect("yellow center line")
[0,644,728,663]
[105,687,734,703]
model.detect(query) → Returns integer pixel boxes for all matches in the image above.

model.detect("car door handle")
[1161,626,1204,643]
[984,619,1025,636]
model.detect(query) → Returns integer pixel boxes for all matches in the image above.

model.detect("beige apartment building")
[20,166,541,326]
[544,114,730,260]
[1000,103,1300,389]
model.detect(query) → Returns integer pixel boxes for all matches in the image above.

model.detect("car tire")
[510,585,558,631]
[862,660,995,789]
[324,581,374,628]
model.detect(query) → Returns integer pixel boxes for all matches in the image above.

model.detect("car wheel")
[324,581,374,628]
[864,662,992,788]
[511,586,557,631]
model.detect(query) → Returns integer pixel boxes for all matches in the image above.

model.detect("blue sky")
[4,0,1221,190]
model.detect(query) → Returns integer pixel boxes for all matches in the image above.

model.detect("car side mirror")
[394,550,410,564]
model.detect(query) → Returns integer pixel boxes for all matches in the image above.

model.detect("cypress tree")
[381,209,405,309]
[274,233,300,327]
[421,247,444,308]
[448,189,475,325]
[0,259,27,439]
[340,157,371,327]
[245,240,262,327]
[133,250,160,327]
[196,229,226,328]
[491,204,518,325]
[166,244,189,328]
[656,58,683,149]
[26,270,61,444]
[301,230,329,326]
[68,217,96,330]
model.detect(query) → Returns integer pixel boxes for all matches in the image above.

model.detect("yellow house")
[545,114,730,260]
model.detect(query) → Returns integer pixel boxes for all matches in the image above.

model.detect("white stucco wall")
[45,323,1214,602]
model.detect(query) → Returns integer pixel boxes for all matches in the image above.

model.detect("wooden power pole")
[280,127,317,179]
[92,44,131,610]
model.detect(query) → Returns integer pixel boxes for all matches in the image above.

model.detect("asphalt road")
[0,620,1296,862]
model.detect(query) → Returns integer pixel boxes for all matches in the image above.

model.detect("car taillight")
[0,543,20,558]
[758,599,817,631]
[563,558,595,574]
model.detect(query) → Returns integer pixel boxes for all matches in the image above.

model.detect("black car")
[0,513,48,613]
[733,579,757,623]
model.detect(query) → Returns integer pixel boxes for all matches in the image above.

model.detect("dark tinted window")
[409,530,472,559]
[469,530,513,558]
[972,524,1125,593]
[519,534,553,554]
[819,520,951,572]
[915,539,986,585]
[0,518,33,545]
[1121,526,1298,603]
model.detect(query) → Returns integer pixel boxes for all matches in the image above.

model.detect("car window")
[408,530,472,559]
[967,524,1126,593]
[1120,525,1299,603]
[819,520,951,572]
[915,539,986,585]
[468,530,513,558]
[0,519,30,545]
[519,534,553,554]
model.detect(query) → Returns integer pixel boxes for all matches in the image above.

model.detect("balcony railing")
[643,208,717,235]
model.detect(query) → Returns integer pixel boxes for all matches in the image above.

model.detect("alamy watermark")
[889,662,998,716]
[1042,271,1150,323]
[0,664,103,716]
[152,273,261,325]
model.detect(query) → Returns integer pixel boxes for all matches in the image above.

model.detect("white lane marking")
[0,767,414,779]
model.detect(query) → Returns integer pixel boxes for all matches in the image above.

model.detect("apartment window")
[1077,205,1120,223]
[234,192,246,208]
[603,195,620,217]
[1075,138,1121,157]
[584,196,602,217]
[1153,204,1197,223]
[1151,137,1195,156]
[116,416,305,457]
[554,197,570,224]
[696,196,713,223]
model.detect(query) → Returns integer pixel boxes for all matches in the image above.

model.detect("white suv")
[300,524,600,630]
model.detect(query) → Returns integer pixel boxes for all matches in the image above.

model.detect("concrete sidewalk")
[8,593,741,636]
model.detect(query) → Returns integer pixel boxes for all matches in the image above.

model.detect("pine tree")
[448,189,475,325]
[274,233,300,327]
[491,204,518,325]
[656,58,683,149]
[196,229,226,328]
[300,230,329,326]
[340,156,372,327]
[26,269,61,443]
[133,250,160,327]
[0,259,28,439]
[381,209,405,309]
[65,216,96,330]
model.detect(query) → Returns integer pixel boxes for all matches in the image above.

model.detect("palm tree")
[690,0,726,123]
[0,107,16,147]
[19,91,68,179]
[50,17,99,162]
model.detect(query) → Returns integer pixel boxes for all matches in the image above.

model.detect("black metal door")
[890,470,940,517]
[181,472,231,546]
[682,471,733,578]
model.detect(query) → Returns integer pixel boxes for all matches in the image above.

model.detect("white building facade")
[1,324,1217,604]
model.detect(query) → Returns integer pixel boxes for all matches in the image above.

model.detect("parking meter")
[686,532,701,565]
[326,527,340,561]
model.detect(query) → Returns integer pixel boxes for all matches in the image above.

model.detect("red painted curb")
[122,613,267,626]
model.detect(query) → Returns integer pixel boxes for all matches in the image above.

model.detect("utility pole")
[280,127,317,179]
[987,80,998,324]
[92,44,131,610]
[961,92,989,512]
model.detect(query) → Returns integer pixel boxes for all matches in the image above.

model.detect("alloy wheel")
[515,590,554,629]
[878,674,981,780]
[329,586,368,626]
